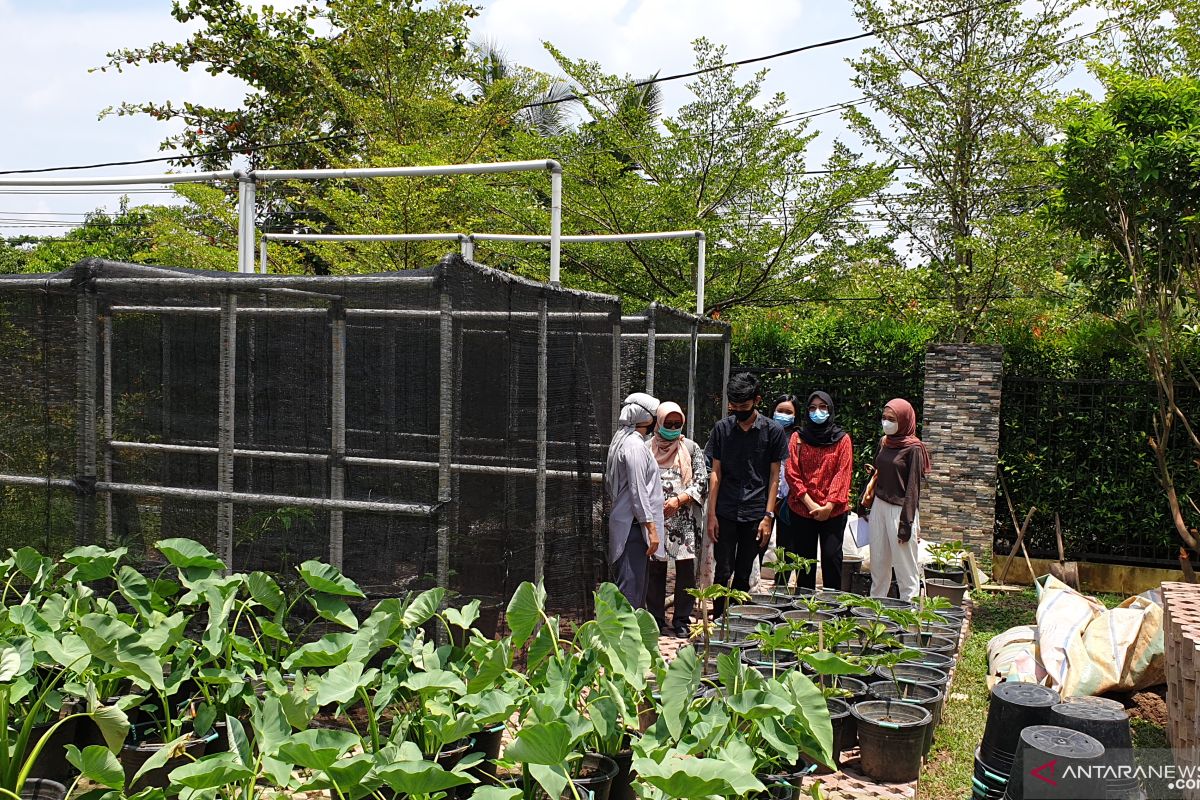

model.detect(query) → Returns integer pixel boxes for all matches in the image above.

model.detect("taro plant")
[769,548,818,595]
[684,583,751,668]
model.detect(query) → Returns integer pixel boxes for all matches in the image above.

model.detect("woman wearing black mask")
[781,391,853,590]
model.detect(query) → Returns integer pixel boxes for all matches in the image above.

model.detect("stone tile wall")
[1164,581,1200,797]
[920,344,1004,557]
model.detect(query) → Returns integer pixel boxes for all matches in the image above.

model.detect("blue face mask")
[658,426,682,441]
[773,413,795,428]
[809,409,830,424]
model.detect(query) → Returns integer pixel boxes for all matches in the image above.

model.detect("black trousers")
[777,512,848,591]
[713,516,761,618]
[647,558,696,630]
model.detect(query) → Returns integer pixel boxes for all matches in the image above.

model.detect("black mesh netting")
[0,255,637,622]
[618,305,729,444]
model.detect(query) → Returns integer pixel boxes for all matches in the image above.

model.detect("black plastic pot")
[841,557,863,591]
[121,734,211,790]
[867,680,944,754]
[727,604,782,624]
[608,746,636,800]
[1004,725,1106,800]
[851,700,931,783]
[849,572,872,596]
[751,592,796,609]
[819,698,851,773]
[924,565,966,583]
[24,716,80,782]
[780,609,836,626]
[899,648,955,671]
[925,578,968,606]
[742,648,798,671]
[752,777,797,799]
[569,753,619,800]
[877,596,912,610]
[973,747,1009,800]
[823,675,869,749]
[873,663,949,690]
[978,681,1061,777]
[455,724,506,798]
[897,632,957,654]
[1048,702,1141,799]
[812,590,846,604]
[19,779,66,800]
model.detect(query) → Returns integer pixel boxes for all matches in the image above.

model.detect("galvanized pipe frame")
[329,302,347,568]
[75,291,99,547]
[216,292,237,567]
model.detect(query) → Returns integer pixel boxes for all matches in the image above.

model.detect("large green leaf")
[276,728,359,770]
[784,671,834,767]
[801,651,869,677]
[528,763,570,800]
[401,588,445,627]
[505,582,545,648]
[116,566,157,618]
[77,614,164,691]
[168,753,254,790]
[247,571,285,614]
[661,645,700,740]
[591,583,649,687]
[634,751,765,798]
[503,721,573,766]
[325,752,376,794]
[402,669,465,696]
[310,593,359,630]
[375,760,473,794]
[63,545,127,582]
[155,538,225,571]
[0,638,32,682]
[314,662,371,707]
[283,633,354,670]
[469,788,520,800]
[89,705,131,752]
[250,696,291,756]
[297,561,365,598]
[66,745,125,790]
[725,689,791,720]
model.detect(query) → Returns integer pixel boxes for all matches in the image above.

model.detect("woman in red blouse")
[782,391,853,590]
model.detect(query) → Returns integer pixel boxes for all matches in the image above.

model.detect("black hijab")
[798,390,847,447]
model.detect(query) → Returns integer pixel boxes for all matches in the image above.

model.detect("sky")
[0,0,1104,239]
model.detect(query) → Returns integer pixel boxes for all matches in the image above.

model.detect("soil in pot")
[851,700,931,783]
[874,663,950,689]
[897,632,957,654]
[923,565,965,583]
[780,609,835,625]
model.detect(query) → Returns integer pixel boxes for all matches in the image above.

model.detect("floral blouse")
[657,437,709,561]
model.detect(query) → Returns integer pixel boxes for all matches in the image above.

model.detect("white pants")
[868,499,920,602]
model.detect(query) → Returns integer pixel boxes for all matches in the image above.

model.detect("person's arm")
[785,435,824,516]
[682,439,708,505]
[629,449,661,555]
[759,460,780,545]
[898,448,923,542]
[827,435,854,509]
[707,458,722,542]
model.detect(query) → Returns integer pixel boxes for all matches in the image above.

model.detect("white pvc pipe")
[263,232,467,242]
[549,170,562,285]
[0,170,237,187]
[254,159,561,181]
[696,233,706,316]
[472,231,701,243]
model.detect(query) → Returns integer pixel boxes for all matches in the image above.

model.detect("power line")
[518,0,1018,110]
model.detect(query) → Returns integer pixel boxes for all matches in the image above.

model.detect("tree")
[1094,0,1200,79]
[845,0,1084,341]
[473,39,892,315]
[98,0,481,172]
[1047,70,1200,577]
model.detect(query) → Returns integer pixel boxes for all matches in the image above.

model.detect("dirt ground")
[1120,685,1169,727]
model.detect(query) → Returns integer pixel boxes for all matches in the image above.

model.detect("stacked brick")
[920,344,1004,557]
[1164,581,1200,796]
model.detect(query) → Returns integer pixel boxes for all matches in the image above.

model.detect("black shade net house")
[0,255,729,624]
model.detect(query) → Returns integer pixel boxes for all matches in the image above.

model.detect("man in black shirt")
[705,372,789,618]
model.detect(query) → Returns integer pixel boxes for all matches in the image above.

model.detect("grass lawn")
[917,586,1168,799]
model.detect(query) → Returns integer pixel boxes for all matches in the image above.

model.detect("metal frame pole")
[611,310,622,431]
[721,328,732,414]
[460,236,475,261]
[436,282,453,595]
[259,239,268,274]
[216,292,238,568]
[645,303,656,394]
[101,306,114,545]
[549,170,562,285]
[535,296,549,584]
[696,232,707,316]
[688,318,698,441]
[236,179,249,274]
[75,290,98,546]
[329,302,347,568]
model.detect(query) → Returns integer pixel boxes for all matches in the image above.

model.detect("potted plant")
[924,542,967,582]
[768,549,817,597]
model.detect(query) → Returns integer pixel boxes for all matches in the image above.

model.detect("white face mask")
[882,419,899,436]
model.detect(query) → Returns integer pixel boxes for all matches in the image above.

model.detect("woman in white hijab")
[605,392,664,609]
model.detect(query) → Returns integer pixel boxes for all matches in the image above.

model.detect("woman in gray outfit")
[604,392,664,609]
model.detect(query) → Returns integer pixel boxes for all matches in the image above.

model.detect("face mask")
[882,419,899,436]
[732,408,754,422]
[658,426,682,441]
[773,413,795,428]
[808,409,829,425]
